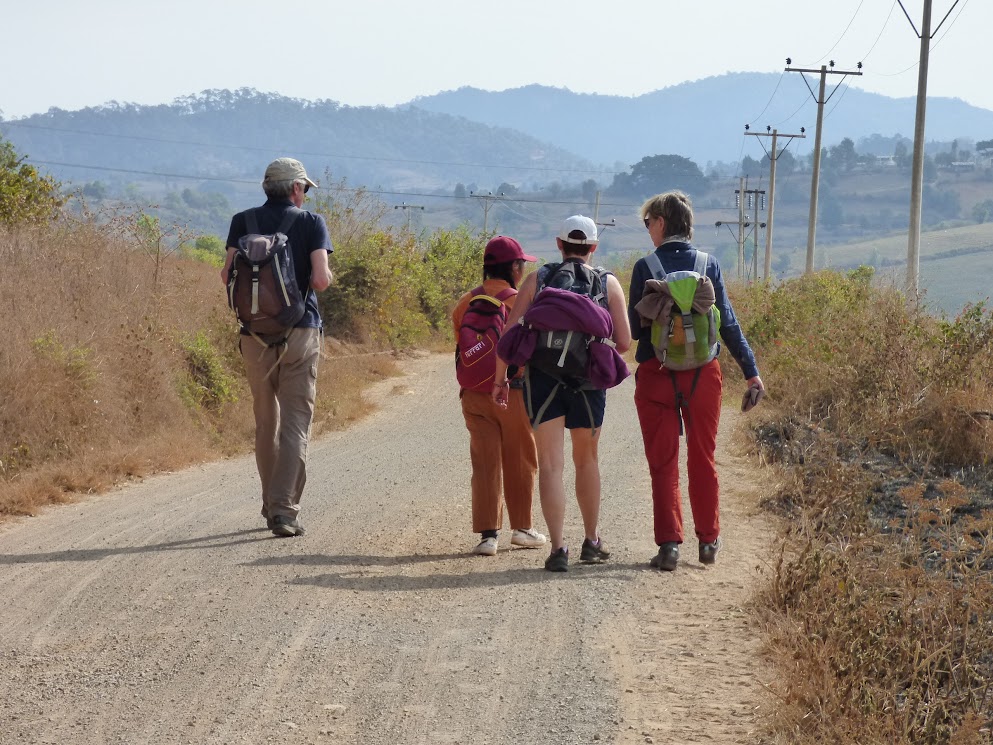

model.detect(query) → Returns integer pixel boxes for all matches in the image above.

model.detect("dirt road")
[0,352,773,745]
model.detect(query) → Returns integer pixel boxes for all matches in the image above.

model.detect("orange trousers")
[460,388,538,533]
[634,358,723,545]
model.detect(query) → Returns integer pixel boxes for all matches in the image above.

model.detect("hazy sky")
[2,0,989,119]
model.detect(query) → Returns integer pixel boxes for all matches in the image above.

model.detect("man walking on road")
[221,158,333,537]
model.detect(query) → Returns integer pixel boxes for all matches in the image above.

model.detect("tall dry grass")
[0,216,400,517]
[733,269,993,744]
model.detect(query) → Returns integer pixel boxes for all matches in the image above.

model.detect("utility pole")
[737,177,746,278]
[469,191,504,234]
[393,202,424,232]
[901,0,960,298]
[786,58,863,273]
[750,188,765,281]
[744,125,806,281]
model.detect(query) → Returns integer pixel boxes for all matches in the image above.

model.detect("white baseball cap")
[558,215,598,245]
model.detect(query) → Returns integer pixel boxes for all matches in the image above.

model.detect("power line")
[27,157,647,209]
[806,0,868,65]
[746,72,786,126]
[0,120,621,176]
[861,0,899,62]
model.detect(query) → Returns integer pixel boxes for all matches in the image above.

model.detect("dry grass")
[0,219,400,517]
[733,269,993,744]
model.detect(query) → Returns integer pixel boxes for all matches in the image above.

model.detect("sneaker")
[649,542,679,571]
[699,537,721,565]
[472,536,498,556]
[271,515,306,537]
[511,528,547,548]
[544,547,569,572]
[579,537,610,563]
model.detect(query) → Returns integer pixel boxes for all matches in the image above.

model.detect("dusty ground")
[0,352,775,745]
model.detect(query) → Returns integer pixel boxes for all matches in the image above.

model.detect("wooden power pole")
[786,59,863,273]
[745,125,806,282]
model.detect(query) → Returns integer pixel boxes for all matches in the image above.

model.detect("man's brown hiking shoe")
[271,515,306,537]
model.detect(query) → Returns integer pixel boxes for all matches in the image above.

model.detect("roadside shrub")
[177,332,237,410]
[313,177,486,348]
[741,268,993,744]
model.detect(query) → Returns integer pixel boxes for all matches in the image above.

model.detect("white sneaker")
[472,536,498,556]
[511,528,547,548]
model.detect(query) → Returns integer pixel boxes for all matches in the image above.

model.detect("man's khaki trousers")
[241,328,321,520]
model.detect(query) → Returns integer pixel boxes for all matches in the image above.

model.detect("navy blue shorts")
[524,367,606,429]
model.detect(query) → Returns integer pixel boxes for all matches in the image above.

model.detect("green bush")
[313,177,486,348]
[177,332,237,410]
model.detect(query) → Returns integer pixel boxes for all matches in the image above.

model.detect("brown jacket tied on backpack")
[634,276,717,329]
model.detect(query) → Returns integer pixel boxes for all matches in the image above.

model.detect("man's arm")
[310,249,333,291]
[220,247,237,286]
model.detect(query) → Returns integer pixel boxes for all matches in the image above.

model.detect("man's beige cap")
[262,157,318,188]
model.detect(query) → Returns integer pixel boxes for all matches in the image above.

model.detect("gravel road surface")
[0,352,772,744]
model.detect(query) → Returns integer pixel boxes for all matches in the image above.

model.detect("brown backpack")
[227,208,306,340]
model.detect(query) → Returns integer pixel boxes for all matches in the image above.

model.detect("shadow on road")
[0,528,270,564]
[280,560,651,592]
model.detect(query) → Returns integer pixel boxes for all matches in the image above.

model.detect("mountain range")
[408,72,993,168]
[2,72,991,197]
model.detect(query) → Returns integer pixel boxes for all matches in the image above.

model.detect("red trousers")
[634,358,723,545]
[461,388,538,533]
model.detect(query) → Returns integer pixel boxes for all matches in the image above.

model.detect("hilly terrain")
[3,79,992,314]
[0,88,600,201]
[409,72,993,167]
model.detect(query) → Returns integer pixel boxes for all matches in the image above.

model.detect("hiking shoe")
[511,528,547,548]
[650,542,679,571]
[270,515,306,537]
[472,536,498,556]
[544,547,569,572]
[579,537,610,563]
[699,537,721,565]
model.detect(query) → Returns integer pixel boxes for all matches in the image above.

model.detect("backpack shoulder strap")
[494,287,517,301]
[591,266,610,305]
[645,252,666,279]
[277,207,303,236]
[535,262,560,293]
[693,250,709,277]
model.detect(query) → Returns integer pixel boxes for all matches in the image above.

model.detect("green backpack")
[645,251,721,370]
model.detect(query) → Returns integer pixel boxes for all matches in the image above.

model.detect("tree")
[581,179,598,205]
[453,183,467,199]
[0,136,64,225]
[829,138,858,172]
[740,155,763,177]
[609,154,708,198]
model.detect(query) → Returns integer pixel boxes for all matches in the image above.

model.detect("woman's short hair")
[640,191,694,240]
[262,179,298,200]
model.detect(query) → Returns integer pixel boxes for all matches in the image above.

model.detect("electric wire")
[0,120,621,176]
[27,157,649,209]
[805,0,867,65]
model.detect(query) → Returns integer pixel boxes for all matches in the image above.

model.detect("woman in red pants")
[627,191,765,571]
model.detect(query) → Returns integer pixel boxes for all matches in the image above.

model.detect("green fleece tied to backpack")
[638,251,721,370]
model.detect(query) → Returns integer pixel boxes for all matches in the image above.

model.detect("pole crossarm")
[745,130,806,160]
